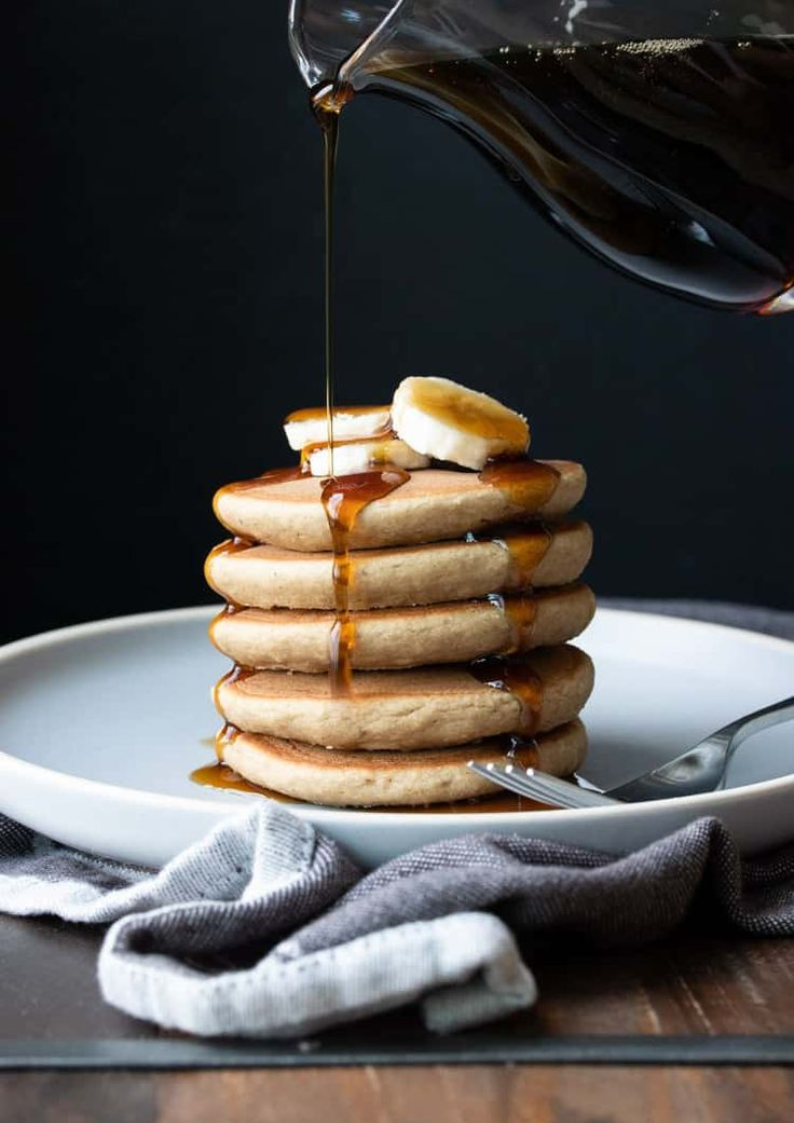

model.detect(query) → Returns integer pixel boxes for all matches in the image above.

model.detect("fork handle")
[719,695,794,753]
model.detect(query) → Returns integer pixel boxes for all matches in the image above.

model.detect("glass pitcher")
[288,0,794,314]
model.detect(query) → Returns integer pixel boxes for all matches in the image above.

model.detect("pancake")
[210,583,596,672]
[205,519,593,610]
[214,644,594,750]
[213,462,586,550]
[220,720,587,807]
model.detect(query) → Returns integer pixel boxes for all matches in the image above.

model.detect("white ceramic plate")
[0,606,792,868]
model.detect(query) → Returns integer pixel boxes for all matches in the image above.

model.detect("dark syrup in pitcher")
[358,36,794,313]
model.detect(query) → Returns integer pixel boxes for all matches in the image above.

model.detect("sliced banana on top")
[284,379,529,475]
[305,437,430,478]
[391,376,530,470]
[284,405,391,451]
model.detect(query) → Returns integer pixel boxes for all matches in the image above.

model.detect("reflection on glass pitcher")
[289,0,794,313]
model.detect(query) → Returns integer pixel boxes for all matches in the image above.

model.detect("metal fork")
[469,694,794,809]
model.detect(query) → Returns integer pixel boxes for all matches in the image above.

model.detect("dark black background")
[6,0,794,644]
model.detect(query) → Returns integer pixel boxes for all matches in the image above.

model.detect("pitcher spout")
[289,0,411,93]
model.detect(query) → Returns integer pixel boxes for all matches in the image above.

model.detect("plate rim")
[1,603,793,829]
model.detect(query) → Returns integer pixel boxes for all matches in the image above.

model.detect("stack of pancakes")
[205,461,595,808]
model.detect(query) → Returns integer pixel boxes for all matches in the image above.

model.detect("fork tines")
[468,761,618,809]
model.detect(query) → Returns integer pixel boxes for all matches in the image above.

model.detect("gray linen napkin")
[0,599,792,1038]
[1,810,794,1037]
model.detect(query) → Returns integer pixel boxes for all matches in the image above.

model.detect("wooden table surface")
[1,913,793,1122]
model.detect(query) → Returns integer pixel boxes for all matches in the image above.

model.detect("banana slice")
[306,437,430,477]
[284,405,390,451]
[392,376,529,470]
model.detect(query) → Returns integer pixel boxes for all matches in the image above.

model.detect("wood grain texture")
[528,936,794,1036]
[2,1067,793,1123]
